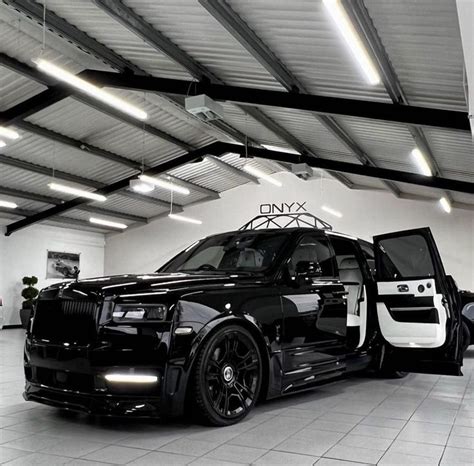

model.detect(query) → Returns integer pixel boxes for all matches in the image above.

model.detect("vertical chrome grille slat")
[32,299,98,343]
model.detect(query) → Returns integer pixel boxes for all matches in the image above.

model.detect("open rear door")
[374,227,463,376]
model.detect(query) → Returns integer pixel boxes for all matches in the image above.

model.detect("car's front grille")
[32,299,98,344]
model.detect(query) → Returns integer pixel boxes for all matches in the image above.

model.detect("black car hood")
[40,272,258,299]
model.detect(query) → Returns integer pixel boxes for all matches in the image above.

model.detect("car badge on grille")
[57,288,64,299]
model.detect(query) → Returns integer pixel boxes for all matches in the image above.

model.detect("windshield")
[160,232,290,273]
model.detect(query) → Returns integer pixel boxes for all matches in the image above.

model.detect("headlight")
[112,303,168,322]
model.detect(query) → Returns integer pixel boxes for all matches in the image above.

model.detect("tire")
[377,368,409,379]
[192,325,262,426]
[462,321,471,353]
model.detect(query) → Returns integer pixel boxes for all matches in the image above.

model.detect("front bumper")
[24,382,161,417]
[23,327,181,418]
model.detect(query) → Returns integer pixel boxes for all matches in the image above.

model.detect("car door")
[280,233,347,391]
[374,227,463,376]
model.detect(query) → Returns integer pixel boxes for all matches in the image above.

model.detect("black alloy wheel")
[193,325,262,426]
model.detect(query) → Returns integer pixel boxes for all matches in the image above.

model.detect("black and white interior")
[0,1,473,465]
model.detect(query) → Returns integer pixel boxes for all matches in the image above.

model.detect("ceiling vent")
[185,94,224,121]
[291,163,313,180]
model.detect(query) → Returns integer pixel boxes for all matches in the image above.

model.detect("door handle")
[397,284,409,293]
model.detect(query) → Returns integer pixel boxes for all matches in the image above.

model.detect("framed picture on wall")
[46,251,80,280]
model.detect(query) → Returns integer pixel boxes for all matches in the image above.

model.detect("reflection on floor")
[0,329,473,465]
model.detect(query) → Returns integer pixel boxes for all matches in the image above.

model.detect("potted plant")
[20,276,39,329]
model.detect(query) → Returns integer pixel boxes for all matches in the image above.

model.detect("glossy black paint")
[23,227,462,418]
[461,290,474,344]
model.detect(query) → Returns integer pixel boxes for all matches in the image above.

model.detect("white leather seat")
[339,257,363,316]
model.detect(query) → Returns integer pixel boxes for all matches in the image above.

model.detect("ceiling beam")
[165,175,220,199]
[91,0,353,187]
[15,121,143,169]
[199,0,400,196]
[0,52,192,151]
[2,0,143,73]
[242,106,354,188]
[0,148,170,210]
[82,71,470,132]
[199,0,304,92]
[2,126,219,204]
[225,143,474,195]
[91,0,212,81]
[342,0,448,198]
[6,141,473,235]
[205,155,260,184]
[0,206,129,232]
[0,153,103,188]
[0,185,148,224]
[4,142,222,236]
[0,8,260,150]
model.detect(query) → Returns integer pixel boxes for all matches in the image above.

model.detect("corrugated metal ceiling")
[0,0,472,234]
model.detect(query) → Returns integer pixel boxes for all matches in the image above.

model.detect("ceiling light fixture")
[168,213,202,225]
[89,217,128,229]
[243,164,282,187]
[411,148,433,177]
[439,197,452,214]
[0,127,20,140]
[34,59,148,121]
[49,182,107,202]
[0,200,18,209]
[323,0,381,85]
[322,205,343,218]
[129,178,154,194]
[139,175,190,195]
[262,144,301,155]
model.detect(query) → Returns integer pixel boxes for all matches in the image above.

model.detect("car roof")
[202,227,370,244]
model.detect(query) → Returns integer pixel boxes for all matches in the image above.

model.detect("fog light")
[105,374,158,383]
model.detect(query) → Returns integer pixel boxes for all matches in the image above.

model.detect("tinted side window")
[288,236,334,277]
[377,234,435,280]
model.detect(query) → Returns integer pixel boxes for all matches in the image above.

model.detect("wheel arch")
[184,315,272,404]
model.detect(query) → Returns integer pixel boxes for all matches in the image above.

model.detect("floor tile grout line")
[373,374,442,464]
[438,366,472,465]
[319,374,412,463]
[376,373,463,465]
[271,374,407,462]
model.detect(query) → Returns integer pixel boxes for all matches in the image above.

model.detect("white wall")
[0,224,105,326]
[105,173,474,291]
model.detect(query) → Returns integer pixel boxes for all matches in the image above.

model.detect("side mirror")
[294,261,322,285]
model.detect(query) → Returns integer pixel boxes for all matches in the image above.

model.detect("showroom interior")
[0,0,473,465]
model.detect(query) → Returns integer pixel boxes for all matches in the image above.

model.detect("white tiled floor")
[0,329,473,465]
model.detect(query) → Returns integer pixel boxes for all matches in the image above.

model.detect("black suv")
[24,214,468,426]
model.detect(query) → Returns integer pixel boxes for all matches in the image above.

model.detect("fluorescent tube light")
[439,197,452,213]
[34,59,148,121]
[0,140,6,148]
[105,374,157,383]
[323,0,381,85]
[411,148,433,177]
[322,205,343,218]
[168,213,202,225]
[243,164,282,187]
[0,200,18,209]
[129,178,154,193]
[139,175,190,195]
[89,217,128,229]
[0,127,20,140]
[49,182,107,202]
[262,144,301,155]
